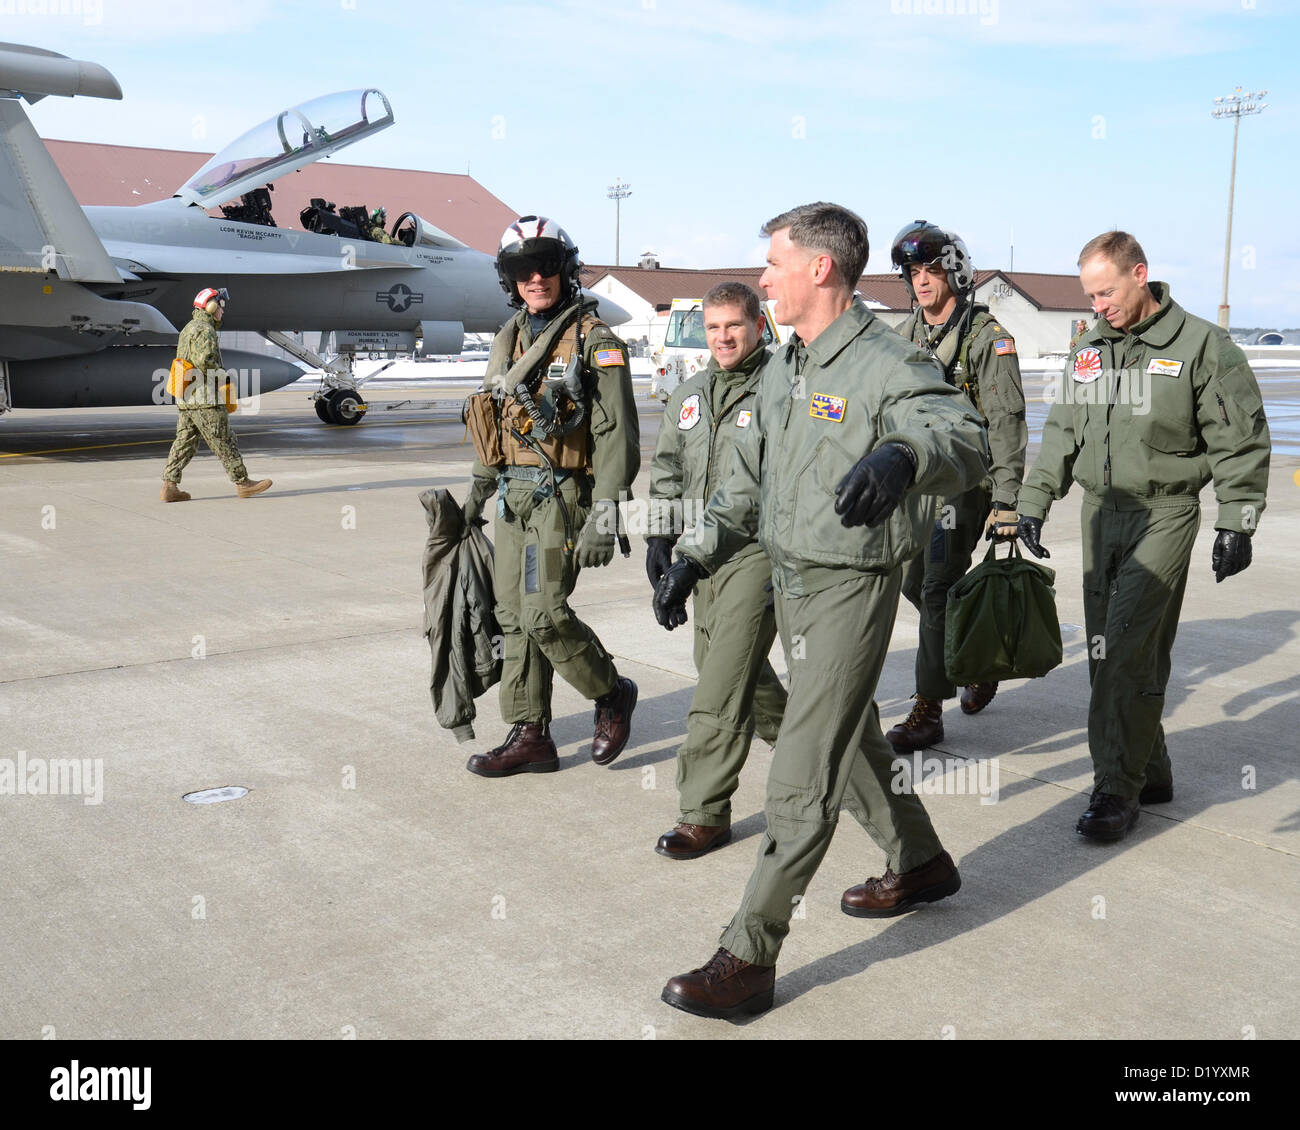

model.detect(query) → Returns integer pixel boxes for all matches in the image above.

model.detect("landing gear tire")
[314,396,334,423]
[329,388,367,426]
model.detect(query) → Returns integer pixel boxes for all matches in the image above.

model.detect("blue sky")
[19,0,1299,325]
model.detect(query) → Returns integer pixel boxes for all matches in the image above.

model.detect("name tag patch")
[1073,346,1102,384]
[1146,357,1184,378]
[678,393,702,430]
[735,410,752,428]
[809,393,846,422]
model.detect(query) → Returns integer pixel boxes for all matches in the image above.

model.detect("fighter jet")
[0,42,627,426]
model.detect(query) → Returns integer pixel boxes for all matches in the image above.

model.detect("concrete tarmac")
[0,378,1296,1040]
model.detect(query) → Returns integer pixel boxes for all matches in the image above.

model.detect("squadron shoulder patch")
[678,393,702,430]
[594,347,625,368]
[809,393,846,422]
[1073,346,1102,384]
[735,410,752,428]
[993,338,1016,356]
[1146,357,1184,378]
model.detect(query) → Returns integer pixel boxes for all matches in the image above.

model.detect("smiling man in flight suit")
[460,216,640,778]
[652,202,990,1019]
[646,282,787,860]
[1017,231,1270,842]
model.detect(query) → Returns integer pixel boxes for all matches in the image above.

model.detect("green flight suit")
[897,304,1028,699]
[1018,282,1270,800]
[473,303,640,725]
[682,299,991,965]
[163,308,248,485]
[648,344,787,826]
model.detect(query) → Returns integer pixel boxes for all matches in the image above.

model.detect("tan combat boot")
[235,478,272,498]
[161,481,191,502]
[885,694,944,751]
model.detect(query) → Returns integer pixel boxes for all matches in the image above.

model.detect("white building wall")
[976,280,1089,359]
[589,276,658,348]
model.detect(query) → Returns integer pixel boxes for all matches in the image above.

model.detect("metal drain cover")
[183,786,250,805]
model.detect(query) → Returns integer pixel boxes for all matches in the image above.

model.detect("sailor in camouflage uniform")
[161,287,271,501]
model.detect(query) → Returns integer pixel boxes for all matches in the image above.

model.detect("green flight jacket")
[175,308,227,410]
[647,343,768,564]
[681,299,991,597]
[1018,283,1270,534]
[471,306,639,503]
[899,303,1027,506]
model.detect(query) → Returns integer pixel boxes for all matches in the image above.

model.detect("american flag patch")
[994,338,1016,356]
[595,348,624,367]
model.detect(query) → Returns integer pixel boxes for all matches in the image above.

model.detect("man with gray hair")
[653,202,991,1019]
[646,281,787,861]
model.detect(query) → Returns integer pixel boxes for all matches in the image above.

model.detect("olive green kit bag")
[944,541,1063,683]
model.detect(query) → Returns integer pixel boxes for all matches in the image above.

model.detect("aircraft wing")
[0,45,177,360]
[0,44,122,283]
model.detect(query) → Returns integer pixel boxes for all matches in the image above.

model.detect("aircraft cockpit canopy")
[174,89,394,209]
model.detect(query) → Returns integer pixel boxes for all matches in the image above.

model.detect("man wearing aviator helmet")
[885,221,1028,751]
[161,287,272,501]
[460,216,640,777]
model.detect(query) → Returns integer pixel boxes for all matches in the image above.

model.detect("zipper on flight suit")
[1103,340,1124,488]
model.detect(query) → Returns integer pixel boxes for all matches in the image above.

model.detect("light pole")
[1212,88,1267,330]
[607,178,632,267]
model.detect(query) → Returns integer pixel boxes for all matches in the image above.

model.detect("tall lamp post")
[1212,88,1267,331]
[607,178,632,267]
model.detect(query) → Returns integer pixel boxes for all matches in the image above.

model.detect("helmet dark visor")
[499,249,565,283]
[890,225,949,269]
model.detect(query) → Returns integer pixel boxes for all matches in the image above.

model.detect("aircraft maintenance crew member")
[369,206,394,244]
[1016,231,1271,843]
[653,203,991,1020]
[460,216,640,777]
[646,281,787,861]
[161,287,272,501]
[886,221,1028,750]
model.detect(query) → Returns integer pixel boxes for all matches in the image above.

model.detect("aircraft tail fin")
[0,43,122,283]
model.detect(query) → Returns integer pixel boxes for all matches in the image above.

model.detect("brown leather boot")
[841,850,961,918]
[885,694,944,751]
[160,481,190,502]
[236,478,272,498]
[591,676,637,765]
[465,723,559,778]
[960,682,998,715]
[661,948,775,1020]
[655,822,731,860]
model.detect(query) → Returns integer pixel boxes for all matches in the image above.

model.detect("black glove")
[833,443,916,528]
[645,537,675,589]
[1017,515,1050,559]
[1212,529,1252,583]
[653,556,706,631]
[463,475,495,528]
